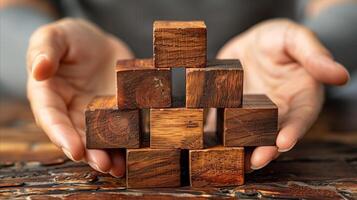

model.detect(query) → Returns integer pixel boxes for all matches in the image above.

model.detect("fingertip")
[86,149,112,174]
[250,146,277,170]
[62,147,83,162]
[276,130,298,153]
[307,54,350,86]
[46,124,85,162]
[32,54,56,81]
[333,62,350,86]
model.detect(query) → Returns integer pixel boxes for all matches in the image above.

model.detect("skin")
[217,19,349,170]
[26,18,349,177]
[26,19,133,177]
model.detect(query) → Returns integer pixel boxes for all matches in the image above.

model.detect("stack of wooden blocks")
[85,21,278,188]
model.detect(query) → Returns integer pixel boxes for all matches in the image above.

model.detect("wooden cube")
[154,21,207,68]
[186,59,243,108]
[116,58,171,109]
[85,96,140,149]
[222,94,278,146]
[189,146,244,187]
[150,108,204,149]
[126,148,181,188]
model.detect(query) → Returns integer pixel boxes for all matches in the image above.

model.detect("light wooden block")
[186,59,243,108]
[154,21,207,68]
[116,58,171,109]
[85,96,140,149]
[222,94,278,146]
[189,146,245,187]
[150,108,204,149]
[126,148,181,188]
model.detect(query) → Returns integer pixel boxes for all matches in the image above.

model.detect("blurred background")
[1,0,356,131]
[0,1,356,198]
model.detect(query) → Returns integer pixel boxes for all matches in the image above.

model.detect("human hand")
[27,18,133,177]
[217,19,349,171]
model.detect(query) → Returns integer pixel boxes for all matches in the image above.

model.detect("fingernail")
[335,61,350,82]
[278,141,297,153]
[62,147,82,162]
[109,169,125,178]
[62,147,75,161]
[88,161,107,174]
[251,160,270,170]
[31,54,47,73]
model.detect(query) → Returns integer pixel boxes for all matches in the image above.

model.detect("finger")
[285,24,349,85]
[72,123,112,174]
[109,150,126,178]
[27,79,84,161]
[250,146,279,170]
[27,24,67,81]
[86,149,112,174]
[277,105,318,152]
[276,89,323,152]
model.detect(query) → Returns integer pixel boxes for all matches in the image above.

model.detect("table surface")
[0,100,356,200]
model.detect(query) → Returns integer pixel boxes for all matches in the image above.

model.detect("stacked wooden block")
[85,21,278,188]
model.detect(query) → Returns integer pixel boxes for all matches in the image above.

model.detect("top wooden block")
[154,21,206,29]
[153,21,207,68]
[116,58,171,109]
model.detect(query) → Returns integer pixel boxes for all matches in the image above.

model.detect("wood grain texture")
[223,94,278,147]
[126,148,181,188]
[85,96,140,149]
[189,146,244,187]
[150,108,204,149]
[116,58,171,109]
[186,59,243,108]
[2,99,357,199]
[154,21,207,68]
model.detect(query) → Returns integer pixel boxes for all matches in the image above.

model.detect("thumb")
[27,25,67,81]
[285,24,349,85]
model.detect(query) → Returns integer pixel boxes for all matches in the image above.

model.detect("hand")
[217,19,349,171]
[27,18,133,177]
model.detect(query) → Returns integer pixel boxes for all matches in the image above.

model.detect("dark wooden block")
[116,58,171,109]
[154,21,207,68]
[186,59,243,108]
[150,108,204,149]
[222,94,278,146]
[126,148,181,188]
[189,146,244,187]
[85,96,140,149]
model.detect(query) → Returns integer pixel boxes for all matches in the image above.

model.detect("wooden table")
[0,100,356,199]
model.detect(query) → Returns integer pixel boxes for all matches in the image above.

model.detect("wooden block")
[85,96,140,149]
[154,21,207,68]
[116,58,171,109]
[186,59,243,108]
[189,146,244,187]
[150,108,204,149]
[126,148,181,188]
[222,94,278,146]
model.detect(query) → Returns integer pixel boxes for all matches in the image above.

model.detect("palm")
[241,24,324,138]
[27,19,132,175]
[216,19,345,169]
